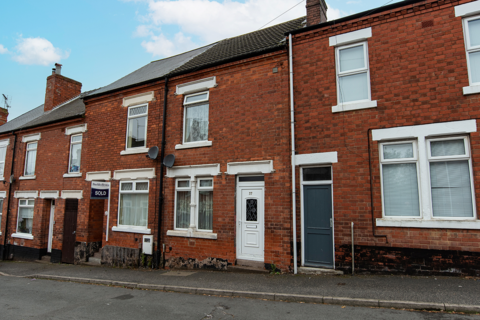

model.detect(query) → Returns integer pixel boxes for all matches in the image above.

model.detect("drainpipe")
[288,33,298,275]
[3,132,17,260]
[156,77,168,269]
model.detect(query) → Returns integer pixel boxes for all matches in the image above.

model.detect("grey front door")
[304,185,333,268]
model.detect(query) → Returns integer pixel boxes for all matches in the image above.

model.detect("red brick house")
[0,65,91,263]
[289,0,480,275]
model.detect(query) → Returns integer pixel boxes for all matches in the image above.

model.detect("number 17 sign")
[91,181,110,199]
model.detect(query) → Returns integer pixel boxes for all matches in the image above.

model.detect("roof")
[89,17,305,97]
[90,44,215,96]
[0,89,98,134]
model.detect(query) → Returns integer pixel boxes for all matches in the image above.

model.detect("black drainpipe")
[367,128,388,243]
[3,132,17,260]
[156,77,168,269]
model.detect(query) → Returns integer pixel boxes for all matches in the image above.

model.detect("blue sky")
[0,0,401,120]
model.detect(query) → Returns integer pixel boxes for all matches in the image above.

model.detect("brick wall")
[292,0,480,274]
[44,72,82,112]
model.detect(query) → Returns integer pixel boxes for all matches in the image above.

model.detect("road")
[0,276,478,320]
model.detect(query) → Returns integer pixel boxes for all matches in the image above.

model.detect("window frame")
[125,103,149,150]
[68,134,82,174]
[335,41,372,106]
[462,15,480,86]
[117,180,149,229]
[379,136,477,221]
[174,177,214,232]
[24,142,37,177]
[0,198,3,234]
[16,198,35,235]
[0,145,7,179]
[182,91,210,145]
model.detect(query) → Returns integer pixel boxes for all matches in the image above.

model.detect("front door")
[303,185,334,268]
[47,200,55,253]
[236,186,264,262]
[62,199,78,264]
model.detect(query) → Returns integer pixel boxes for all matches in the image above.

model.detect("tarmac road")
[1,276,478,320]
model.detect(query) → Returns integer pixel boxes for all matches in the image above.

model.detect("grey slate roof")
[91,44,216,96]
[0,105,45,134]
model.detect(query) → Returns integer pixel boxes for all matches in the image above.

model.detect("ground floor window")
[17,199,34,234]
[118,180,149,228]
[175,178,213,231]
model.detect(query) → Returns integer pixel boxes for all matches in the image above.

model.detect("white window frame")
[115,180,150,233]
[0,198,3,235]
[462,15,480,93]
[16,199,35,235]
[180,91,211,147]
[379,140,423,219]
[378,135,478,228]
[173,177,214,232]
[23,142,37,177]
[68,134,82,174]
[125,103,148,151]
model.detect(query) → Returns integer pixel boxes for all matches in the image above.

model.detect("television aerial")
[2,94,11,110]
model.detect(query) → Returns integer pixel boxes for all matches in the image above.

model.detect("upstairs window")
[68,134,82,173]
[463,16,480,86]
[24,142,37,176]
[0,145,6,179]
[126,104,148,149]
[183,92,209,143]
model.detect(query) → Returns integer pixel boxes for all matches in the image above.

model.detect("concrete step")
[93,252,101,259]
[236,259,264,269]
[298,266,344,275]
[88,256,101,265]
[35,255,51,264]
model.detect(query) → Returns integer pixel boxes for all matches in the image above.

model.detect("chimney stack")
[0,107,8,125]
[306,0,328,27]
[44,64,82,112]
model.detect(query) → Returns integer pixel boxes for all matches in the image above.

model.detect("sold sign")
[91,181,110,199]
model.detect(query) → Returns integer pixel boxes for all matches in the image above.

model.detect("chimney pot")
[55,63,62,75]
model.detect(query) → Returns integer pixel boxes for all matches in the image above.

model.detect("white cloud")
[12,37,69,66]
[326,3,344,20]
[134,0,345,57]
[0,44,8,54]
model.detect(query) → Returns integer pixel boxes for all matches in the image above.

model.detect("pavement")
[1,260,480,314]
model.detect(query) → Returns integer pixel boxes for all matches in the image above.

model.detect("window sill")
[63,172,82,178]
[463,85,480,95]
[332,100,377,113]
[175,141,213,150]
[376,218,480,229]
[120,147,149,155]
[167,229,217,240]
[19,176,36,180]
[12,233,34,240]
[112,226,151,234]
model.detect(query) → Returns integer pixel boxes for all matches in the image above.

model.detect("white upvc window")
[24,142,37,176]
[68,134,82,173]
[174,178,213,232]
[118,180,149,229]
[463,15,480,87]
[0,199,3,232]
[379,136,475,221]
[0,145,6,179]
[126,104,148,150]
[183,92,209,144]
[17,199,35,234]
[335,42,371,105]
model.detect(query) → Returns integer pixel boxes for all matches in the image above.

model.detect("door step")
[35,255,52,264]
[298,267,344,275]
[227,259,268,274]
[82,250,102,266]
[236,259,264,269]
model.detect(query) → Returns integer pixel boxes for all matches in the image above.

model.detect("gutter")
[288,33,298,275]
[3,132,17,260]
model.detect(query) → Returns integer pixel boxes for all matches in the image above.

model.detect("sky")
[0,0,402,120]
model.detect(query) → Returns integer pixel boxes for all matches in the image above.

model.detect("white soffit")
[372,120,477,141]
[113,168,155,180]
[40,191,59,199]
[0,191,6,198]
[455,1,480,17]
[86,171,111,181]
[226,160,274,175]
[0,138,10,147]
[65,124,87,135]
[166,164,221,178]
[122,91,154,107]
[295,152,338,166]
[329,27,372,46]
[176,77,217,95]
[22,133,41,143]
[14,191,38,198]
[61,190,83,199]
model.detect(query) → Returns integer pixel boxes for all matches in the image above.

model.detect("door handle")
[330,219,333,228]
[73,231,76,234]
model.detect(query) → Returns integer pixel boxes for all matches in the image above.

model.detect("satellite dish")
[147,146,159,160]
[163,154,175,168]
